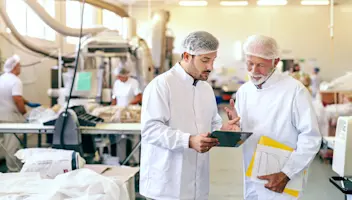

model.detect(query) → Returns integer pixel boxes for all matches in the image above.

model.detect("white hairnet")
[243,35,280,60]
[113,66,130,76]
[182,31,219,55]
[4,54,20,73]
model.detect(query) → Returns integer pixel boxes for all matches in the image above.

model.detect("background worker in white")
[140,31,240,200]
[226,35,322,200]
[110,66,142,162]
[310,67,321,99]
[0,55,41,172]
[111,66,142,107]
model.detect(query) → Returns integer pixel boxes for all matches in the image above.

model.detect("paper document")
[246,136,306,197]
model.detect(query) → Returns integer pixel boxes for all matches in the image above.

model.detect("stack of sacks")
[91,105,141,123]
[15,148,86,179]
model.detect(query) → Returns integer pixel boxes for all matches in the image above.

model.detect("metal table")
[0,122,141,165]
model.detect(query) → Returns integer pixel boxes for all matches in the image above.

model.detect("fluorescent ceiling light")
[257,0,287,6]
[220,1,248,6]
[301,0,330,5]
[179,0,208,6]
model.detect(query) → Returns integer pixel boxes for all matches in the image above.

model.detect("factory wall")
[131,4,352,81]
[0,3,351,105]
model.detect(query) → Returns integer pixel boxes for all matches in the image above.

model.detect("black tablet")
[210,130,253,147]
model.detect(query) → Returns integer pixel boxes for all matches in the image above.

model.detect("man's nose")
[207,64,214,71]
[252,65,260,73]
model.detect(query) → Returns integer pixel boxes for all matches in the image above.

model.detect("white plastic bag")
[0,169,130,200]
[15,148,86,179]
[26,107,58,124]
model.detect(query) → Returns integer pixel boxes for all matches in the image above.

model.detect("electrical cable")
[59,0,86,149]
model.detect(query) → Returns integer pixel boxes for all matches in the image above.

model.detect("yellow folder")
[246,136,305,198]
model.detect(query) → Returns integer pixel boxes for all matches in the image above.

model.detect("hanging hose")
[59,0,86,148]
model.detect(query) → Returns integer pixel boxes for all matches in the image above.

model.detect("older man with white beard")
[226,35,322,200]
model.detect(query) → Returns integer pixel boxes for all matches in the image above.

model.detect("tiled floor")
[209,146,345,200]
[207,107,345,200]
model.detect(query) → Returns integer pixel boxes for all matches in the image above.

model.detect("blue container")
[215,96,222,104]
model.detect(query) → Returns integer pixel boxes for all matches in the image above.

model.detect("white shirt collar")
[253,69,282,90]
[174,62,199,86]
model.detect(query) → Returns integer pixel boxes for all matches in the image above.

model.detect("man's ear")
[274,58,280,66]
[183,52,191,62]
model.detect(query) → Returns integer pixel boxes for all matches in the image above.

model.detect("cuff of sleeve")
[281,166,294,179]
[182,133,191,149]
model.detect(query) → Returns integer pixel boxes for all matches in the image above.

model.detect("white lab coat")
[310,74,321,99]
[0,73,25,172]
[140,63,222,200]
[235,70,322,200]
[112,77,141,107]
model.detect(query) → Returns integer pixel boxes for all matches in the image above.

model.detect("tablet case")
[210,131,253,147]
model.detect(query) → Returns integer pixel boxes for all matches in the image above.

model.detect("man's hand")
[257,172,290,193]
[221,117,241,131]
[189,133,219,153]
[224,99,236,120]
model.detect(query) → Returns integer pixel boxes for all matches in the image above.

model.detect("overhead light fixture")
[301,0,330,5]
[220,1,248,6]
[179,0,208,6]
[257,0,287,6]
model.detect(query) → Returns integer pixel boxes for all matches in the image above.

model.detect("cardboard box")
[85,165,139,200]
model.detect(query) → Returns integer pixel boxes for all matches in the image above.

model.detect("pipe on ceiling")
[24,0,107,37]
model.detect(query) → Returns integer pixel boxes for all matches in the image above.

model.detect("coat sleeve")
[141,78,191,151]
[281,87,322,179]
[211,113,222,132]
[211,90,223,131]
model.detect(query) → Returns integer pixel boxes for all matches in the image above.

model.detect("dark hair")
[181,53,195,60]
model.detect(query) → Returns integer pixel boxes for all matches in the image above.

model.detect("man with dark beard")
[140,31,240,200]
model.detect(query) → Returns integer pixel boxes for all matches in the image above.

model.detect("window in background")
[66,1,96,44]
[6,0,56,41]
[102,9,122,31]
[6,0,27,35]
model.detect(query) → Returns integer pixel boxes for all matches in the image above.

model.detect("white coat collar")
[253,68,282,90]
[174,62,199,86]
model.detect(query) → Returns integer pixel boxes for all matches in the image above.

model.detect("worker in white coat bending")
[0,55,41,172]
[226,35,322,200]
[140,31,240,200]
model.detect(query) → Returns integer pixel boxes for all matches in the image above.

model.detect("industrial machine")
[0,0,174,168]
[329,116,352,199]
[332,116,352,177]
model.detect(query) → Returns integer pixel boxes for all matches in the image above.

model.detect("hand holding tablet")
[209,130,253,147]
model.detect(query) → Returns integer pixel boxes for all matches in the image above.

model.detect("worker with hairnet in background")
[0,55,41,172]
[111,65,142,107]
[225,35,322,200]
[109,64,142,163]
[310,67,321,99]
[140,31,240,200]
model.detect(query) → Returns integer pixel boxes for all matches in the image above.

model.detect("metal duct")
[24,0,107,37]
[0,0,74,62]
[75,0,129,17]
[150,10,169,74]
[131,36,154,90]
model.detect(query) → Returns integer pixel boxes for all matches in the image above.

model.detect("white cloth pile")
[26,105,61,124]
[0,168,129,200]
